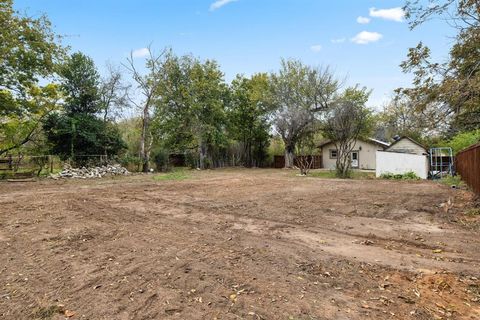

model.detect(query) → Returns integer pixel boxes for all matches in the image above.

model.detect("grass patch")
[438,175,465,187]
[153,168,190,181]
[307,170,375,179]
[466,208,480,217]
[34,305,64,319]
[0,168,63,180]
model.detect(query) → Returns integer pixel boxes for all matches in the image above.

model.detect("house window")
[329,149,337,159]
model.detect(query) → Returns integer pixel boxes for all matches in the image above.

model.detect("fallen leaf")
[64,310,75,318]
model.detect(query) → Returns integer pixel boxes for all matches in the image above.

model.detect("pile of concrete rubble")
[51,164,130,179]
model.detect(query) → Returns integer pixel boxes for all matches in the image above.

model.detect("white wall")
[376,151,429,179]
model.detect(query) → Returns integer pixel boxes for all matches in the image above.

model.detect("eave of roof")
[318,138,390,149]
[387,136,427,151]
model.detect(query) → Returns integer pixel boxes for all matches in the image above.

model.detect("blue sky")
[14,0,454,108]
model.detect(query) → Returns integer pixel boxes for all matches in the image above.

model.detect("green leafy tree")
[0,0,65,155]
[0,84,62,155]
[44,52,125,161]
[59,52,101,114]
[43,113,125,160]
[154,53,229,169]
[439,129,480,154]
[228,73,272,167]
[400,0,480,134]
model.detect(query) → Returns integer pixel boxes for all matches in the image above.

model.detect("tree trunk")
[246,141,252,168]
[140,106,149,172]
[284,143,295,168]
[198,142,206,170]
[336,146,352,178]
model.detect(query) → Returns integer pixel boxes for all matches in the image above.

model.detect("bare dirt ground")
[0,169,479,320]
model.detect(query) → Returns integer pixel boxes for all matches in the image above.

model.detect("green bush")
[119,154,142,171]
[401,171,420,180]
[185,152,198,169]
[439,129,480,154]
[43,113,126,161]
[152,149,170,172]
[380,171,420,180]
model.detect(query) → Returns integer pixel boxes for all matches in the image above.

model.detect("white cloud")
[356,16,370,24]
[210,0,238,11]
[310,44,322,52]
[351,31,383,44]
[369,7,405,22]
[331,38,346,44]
[131,48,150,58]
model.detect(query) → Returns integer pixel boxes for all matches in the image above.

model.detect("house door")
[351,151,359,168]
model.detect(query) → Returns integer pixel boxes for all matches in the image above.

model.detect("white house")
[319,138,390,170]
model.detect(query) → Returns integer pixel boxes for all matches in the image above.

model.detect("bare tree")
[99,63,130,122]
[270,59,339,168]
[323,99,371,178]
[123,47,166,172]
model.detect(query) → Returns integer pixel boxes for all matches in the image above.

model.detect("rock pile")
[51,164,130,179]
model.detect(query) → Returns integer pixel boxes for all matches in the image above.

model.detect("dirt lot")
[0,169,479,320]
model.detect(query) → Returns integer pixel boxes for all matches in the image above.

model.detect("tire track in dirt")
[1,170,479,319]
[103,188,480,276]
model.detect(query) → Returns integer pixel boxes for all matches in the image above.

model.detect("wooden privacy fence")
[273,155,322,169]
[456,142,480,195]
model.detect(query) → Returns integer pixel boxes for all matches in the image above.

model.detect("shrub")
[185,152,198,169]
[380,171,420,180]
[119,154,142,171]
[152,149,170,172]
[401,171,420,180]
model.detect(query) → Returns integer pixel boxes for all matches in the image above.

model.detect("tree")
[270,59,339,168]
[189,59,229,169]
[295,130,318,176]
[404,0,478,30]
[400,0,480,135]
[43,113,125,161]
[99,64,130,122]
[124,47,166,172]
[0,84,62,156]
[154,53,229,169]
[0,0,65,155]
[228,73,272,167]
[323,87,372,178]
[44,52,125,162]
[439,129,480,154]
[374,93,445,142]
[59,52,100,114]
